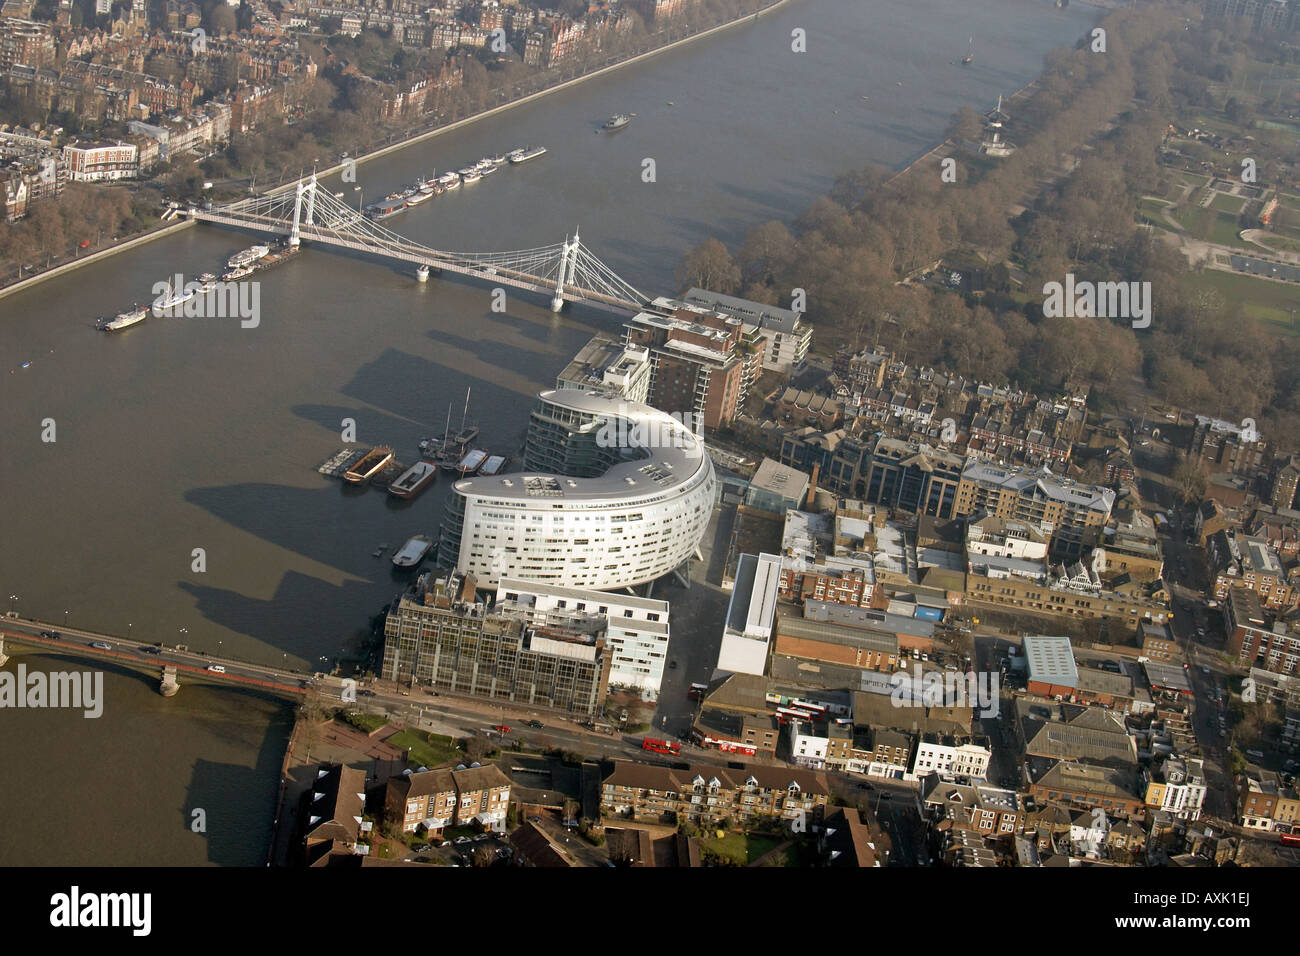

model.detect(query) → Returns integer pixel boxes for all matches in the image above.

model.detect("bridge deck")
[191,208,641,315]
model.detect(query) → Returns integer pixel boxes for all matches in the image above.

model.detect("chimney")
[806,462,820,509]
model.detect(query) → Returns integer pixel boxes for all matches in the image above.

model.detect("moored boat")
[457,448,488,475]
[388,460,438,499]
[508,145,547,164]
[227,245,270,269]
[343,445,395,484]
[391,534,434,567]
[97,304,148,332]
[479,455,508,476]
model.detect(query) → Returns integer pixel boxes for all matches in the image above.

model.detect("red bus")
[1280,832,1300,847]
[642,737,681,756]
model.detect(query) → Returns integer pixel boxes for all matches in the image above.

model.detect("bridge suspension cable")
[194,175,648,314]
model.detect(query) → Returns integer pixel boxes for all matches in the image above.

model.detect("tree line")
[676,6,1300,449]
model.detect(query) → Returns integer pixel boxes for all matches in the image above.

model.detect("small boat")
[479,455,508,476]
[97,304,148,332]
[152,276,196,316]
[406,188,432,206]
[372,545,388,558]
[437,171,460,188]
[458,168,482,184]
[227,245,269,269]
[475,158,494,172]
[508,146,547,164]
[457,449,488,475]
[343,445,394,484]
[487,154,508,166]
[388,460,438,499]
[223,265,253,281]
[416,265,430,282]
[962,37,973,65]
[392,534,434,568]
[603,113,632,131]
[197,273,218,293]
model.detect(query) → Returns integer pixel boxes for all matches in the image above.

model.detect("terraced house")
[602,761,831,832]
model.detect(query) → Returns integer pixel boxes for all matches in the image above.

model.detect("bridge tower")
[289,175,317,249]
[551,228,579,313]
[303,171,319,230]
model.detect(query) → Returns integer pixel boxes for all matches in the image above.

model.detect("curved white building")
[439,390,716,590]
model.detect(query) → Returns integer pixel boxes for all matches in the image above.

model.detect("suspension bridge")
[188,173,649,314]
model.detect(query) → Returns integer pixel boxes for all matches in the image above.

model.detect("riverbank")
[263,0,800,197]
[0,0,800,296]
[0,216,194,302]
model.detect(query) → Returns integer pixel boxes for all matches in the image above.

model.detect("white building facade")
[440,390,715,591]
[495,577,670,697]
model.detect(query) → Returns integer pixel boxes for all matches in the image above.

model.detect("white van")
[207,664,227,674]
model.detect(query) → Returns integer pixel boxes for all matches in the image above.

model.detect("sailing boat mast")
[459,387,471,435]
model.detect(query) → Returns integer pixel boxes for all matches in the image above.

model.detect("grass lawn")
[1137,198,1174,230]
[1183,270,1300,333]
[1172,206,1248,248]
[386,729,462,768]
[342,711,388,734]
[1210,192,1245,215]
[700,832,782,866]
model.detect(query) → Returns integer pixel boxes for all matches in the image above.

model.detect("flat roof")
[454,390,711,504]
[1021,635,1079,688]
[726,553,782,637]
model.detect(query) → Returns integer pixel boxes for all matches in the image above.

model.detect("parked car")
[90,641,112,650]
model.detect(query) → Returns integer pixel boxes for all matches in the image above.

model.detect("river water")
[0,0,1096,864]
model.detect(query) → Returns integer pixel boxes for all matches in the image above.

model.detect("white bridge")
[188,173,648,314]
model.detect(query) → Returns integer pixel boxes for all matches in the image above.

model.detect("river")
[0,0,1097,864]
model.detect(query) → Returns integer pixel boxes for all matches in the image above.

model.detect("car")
[206,664,226,673]
[524,719,544,729]
[493,724,511,734]
[135,645,159,655]
[438,840,451,847]
[358,689,377,697]
[473,833,489,842]
[454,836,471,844]
[78,240,90,248]
[411,843,428,852]
[668,659,678,669]
[1201,665,1211,674]
[39,630,59,639]
[90,641,112,650]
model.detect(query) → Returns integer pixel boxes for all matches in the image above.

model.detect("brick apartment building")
[385,764,512,835]
[602,761,831,831]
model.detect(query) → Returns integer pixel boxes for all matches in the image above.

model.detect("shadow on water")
[179,570,386,662]
[184,694,295,866]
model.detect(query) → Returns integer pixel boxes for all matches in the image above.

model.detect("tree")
[676,238,740,293]
[1172,452,1207,505]
[465,734,493,762]
[471,844,496,867]
[946,105,983,143]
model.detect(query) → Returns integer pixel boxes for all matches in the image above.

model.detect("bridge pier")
[160,664,179,697]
